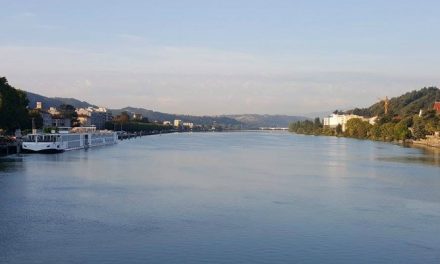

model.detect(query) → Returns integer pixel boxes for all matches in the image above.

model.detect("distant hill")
[347,87,440,117]
[225,114,307,128]
[25,91,96,109]
[111,107,242,127]
[301,111,333,119]
[113,107,307,128]
[24,91,306,128]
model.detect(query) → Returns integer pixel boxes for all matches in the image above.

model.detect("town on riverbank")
[0,77,248,156]
[289,87,440,148]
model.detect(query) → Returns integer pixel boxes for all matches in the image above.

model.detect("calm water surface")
[1,132,440,263]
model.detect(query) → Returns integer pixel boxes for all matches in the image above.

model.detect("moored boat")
[22,127,117,153]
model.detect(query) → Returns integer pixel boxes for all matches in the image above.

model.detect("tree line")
[105,111,173,133]
[0,77,86,134]
[0,77,32,133]
[289,111,440,141]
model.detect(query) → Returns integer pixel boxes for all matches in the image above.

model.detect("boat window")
[24,135,35,142]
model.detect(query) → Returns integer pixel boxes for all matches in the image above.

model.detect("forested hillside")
[348,87,440,117]
[289,87,440,141]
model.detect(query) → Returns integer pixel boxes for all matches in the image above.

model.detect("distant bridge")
[259,127,289,131]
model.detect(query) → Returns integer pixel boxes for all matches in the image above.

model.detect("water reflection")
[0,132,440,264]
[378,144,440,167]
[0,156,24,172]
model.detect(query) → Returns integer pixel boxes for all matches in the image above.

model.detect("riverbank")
[410,135,440,148]
[289,130,440,152]
[117,129,178,140]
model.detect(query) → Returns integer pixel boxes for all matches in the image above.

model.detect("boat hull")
[22,142,65,153]
[22,131,118,153]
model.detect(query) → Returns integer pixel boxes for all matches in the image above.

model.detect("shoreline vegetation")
[2,75,440,150]
[288,120,440,149]
[288,87,440,149]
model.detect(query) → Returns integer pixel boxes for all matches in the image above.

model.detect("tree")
[351,107,371,117]
[116,111,130,123]
[393,121,411,141]
[335,124,343,135]
[0,77,29,132]
[313,117,322,130]
[369,124,382,140]
[58,104,80,127]
[345,118,371,139]
[412,116,427,140]
[380,123,396,141]
[28,110,43,129]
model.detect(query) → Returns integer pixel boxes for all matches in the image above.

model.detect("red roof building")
[434,101,440,113]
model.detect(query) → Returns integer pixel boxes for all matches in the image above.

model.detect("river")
[1,132,439,263]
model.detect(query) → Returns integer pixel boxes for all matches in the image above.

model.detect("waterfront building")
[77,114,92,127]
[323,114,374,132]
[48,107,60,116]
[76,107,113,129]
[163,121,172,125]
[434,101,440,113]
[40,111,71,128]
[174,119,183,127]
[368,116,378,125]
[132,113,143,120]
[183,122,194,129]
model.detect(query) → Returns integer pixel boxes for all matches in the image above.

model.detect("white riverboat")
[22,127,118,153]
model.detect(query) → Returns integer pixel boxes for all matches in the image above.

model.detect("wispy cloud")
[13,12,36,19]
[117,34,147,42]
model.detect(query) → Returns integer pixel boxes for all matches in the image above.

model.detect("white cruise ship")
[22,127,118,153]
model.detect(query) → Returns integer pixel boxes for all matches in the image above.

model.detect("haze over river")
[1,132,440,263]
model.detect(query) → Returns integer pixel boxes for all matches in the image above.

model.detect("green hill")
[348,87,440,117]
[24,90,306,129]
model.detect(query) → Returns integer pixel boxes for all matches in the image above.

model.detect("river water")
[1,132,439,263]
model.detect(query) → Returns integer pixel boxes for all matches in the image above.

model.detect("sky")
[1,0,439,115]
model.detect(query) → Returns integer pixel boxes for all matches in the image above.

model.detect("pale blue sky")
[1,0,439,115]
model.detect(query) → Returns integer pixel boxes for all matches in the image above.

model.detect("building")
[434,101,440,113]
[183,122,194,129]
[41,111,71,128]
[76,107,113,129]
[368,116,378,125]
[132,113,143,120]
[323,114,374,132]
[36,102,43,110]
[163,121,172,125]
[77,114,92,127]
[174,119,183,127]
[48,107,60,116]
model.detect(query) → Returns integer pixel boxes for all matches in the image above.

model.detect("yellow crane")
[377,96,389,115]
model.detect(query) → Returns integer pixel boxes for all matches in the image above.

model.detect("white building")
[76,107,113,129]
[323,114,374,132]
[163,121,172,125]
[48,107,60,116]
[368,116,378,125]
[174,119,183,127]
[183,122,194,129]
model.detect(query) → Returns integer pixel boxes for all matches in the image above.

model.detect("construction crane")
[377,96,389,115]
